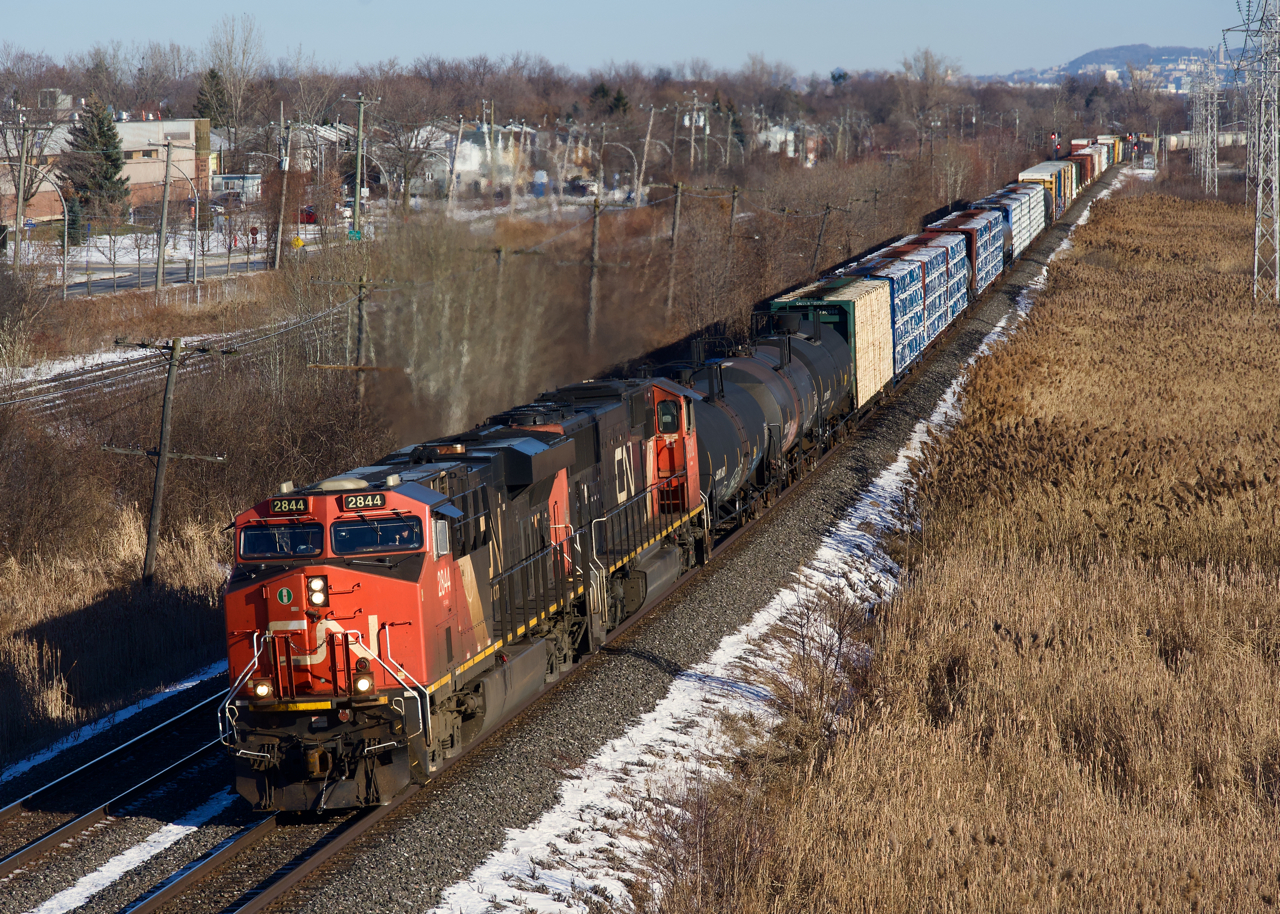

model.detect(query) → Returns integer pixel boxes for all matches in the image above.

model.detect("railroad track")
[93,312,958,914]
[118,791,413,914]
[5,303,355,422]
[0,690,226,874]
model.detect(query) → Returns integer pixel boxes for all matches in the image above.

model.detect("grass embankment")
[641,192,1280,911]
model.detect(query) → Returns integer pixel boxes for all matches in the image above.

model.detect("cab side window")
[656,400,680,434]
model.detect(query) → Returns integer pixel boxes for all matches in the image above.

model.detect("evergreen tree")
[64,195,85,247]
[194,69,228,128]
[58,94,130,221]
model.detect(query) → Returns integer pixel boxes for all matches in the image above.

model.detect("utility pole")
[447,116,464,214]
[671,105,680,172]
[273,116,292,269]
[636,106,655,207]
[12,126,28,273]
[587,197,602,349]
[689,100,697,171]
[355,274,370,404]
[727,185,739,247]
[102,338,229,582]
[354,98,366,237]
[342,92,378,239]
[666,182,682,316]
[598,122,607,194]
[154,140,174,291]
[144,339,181,578]
[811,203,831,274]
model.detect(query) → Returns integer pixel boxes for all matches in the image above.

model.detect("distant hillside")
[1066,44,1212,71]
[982,43,1224,86]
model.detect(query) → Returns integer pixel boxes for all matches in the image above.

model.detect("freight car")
[220,143,1125,811]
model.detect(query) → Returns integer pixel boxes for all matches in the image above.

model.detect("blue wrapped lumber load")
[851,257,925,374]
[929,209,1002,295]
[901,227,967,330]
[889,244,949,346]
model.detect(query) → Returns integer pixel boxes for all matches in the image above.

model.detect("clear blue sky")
[8,0,1236,78]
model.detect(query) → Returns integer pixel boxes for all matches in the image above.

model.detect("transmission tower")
[1190,57,1221,196]
[1228,0,1280,300]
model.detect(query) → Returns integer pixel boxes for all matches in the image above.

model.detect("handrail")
[367,626,427,743]
[221,633,264,746]
[491,469,689,586]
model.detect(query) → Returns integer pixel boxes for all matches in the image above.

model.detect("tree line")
[2,26,1190,189]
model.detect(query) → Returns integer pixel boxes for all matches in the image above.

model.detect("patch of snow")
[14,347,150,384]
[0,660,227,787]
[21,789,237,914]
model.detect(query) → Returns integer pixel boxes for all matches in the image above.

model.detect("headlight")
[353,674,375,694]
[306,576,328,607]
[252,680,273,699]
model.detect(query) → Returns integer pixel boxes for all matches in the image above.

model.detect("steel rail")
[0,739,221,879]
[120,815,278,914]
[0,688,228,826]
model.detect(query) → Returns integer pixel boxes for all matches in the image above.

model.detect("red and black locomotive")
[221,315,857,811]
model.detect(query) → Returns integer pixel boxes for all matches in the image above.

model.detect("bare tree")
[67,42,130,110]
[130,41,193,114]
[0,121,63,225]
[286,47,339,127]
[361,61,450,211]
[203,14,266,151]
[897,48,957,156]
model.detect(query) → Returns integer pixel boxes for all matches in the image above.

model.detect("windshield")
[331,516,423,555]
[240,523,324,560]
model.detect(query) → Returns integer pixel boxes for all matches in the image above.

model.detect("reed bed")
[639,192,1280,912]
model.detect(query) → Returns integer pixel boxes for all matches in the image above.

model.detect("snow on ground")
[429,396,945,914]
[13,346,153,384]
[15,222,337,268]
[0,660,227,788]
[429,171,1120,914]
[20,788,238,914]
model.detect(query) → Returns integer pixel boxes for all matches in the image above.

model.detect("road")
[57,253,273,297]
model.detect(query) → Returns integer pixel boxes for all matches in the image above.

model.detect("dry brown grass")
[0,508,225,759]
[0,337,393,768]
[638,192,1280,912]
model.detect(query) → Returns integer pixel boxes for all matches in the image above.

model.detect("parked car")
[297,205,318,224]
[340,199,370,219]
